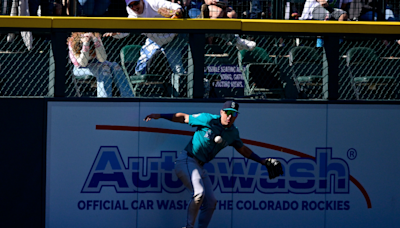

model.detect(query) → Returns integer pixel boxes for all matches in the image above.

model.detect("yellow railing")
[1,16,400,34]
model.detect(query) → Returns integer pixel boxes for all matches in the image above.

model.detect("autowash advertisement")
[46,102,400,228]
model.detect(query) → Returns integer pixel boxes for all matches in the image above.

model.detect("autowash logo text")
[81,147,349,194]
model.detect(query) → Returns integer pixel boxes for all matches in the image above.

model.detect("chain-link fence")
[0,32,52,97]
[65,32,288,99]
[338,37,400,99]
[1,30,399,99]
[65,32,192,98]
[1,0,400,100]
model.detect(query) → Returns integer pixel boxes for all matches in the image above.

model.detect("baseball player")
[144,100,282,228]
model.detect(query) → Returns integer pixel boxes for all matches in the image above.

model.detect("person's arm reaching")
[93,34,107,62]
[236,144,284,179]
[235,145,265,165]
[103,32,130,39]
[144,113,189,123]
[76,40,90,67]
[155,0,183,18]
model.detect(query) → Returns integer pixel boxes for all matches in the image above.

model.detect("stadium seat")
[346,47,400,100]
[120,45,170,97]
[68,61,97,97]
[288,46,324,99]
[72,73,96,97]
[238,47,284,98]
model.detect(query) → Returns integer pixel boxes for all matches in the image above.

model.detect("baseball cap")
[222,100,239,113]
[126,0,140,6]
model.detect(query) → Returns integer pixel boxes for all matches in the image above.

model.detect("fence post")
[272,0,285,19]
[188,33,205,99]
[70,0,78,16]
[377,0,386,21]
[51,31,69,97]
[323,35,339,100]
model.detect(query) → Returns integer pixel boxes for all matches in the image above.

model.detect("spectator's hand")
[103,32,119,37]
[80,33,92,43]
[291,12,299,19]
[397,40,400,45]
[174,8,184,18]
[93,32,101,39]
[85,32,94,37]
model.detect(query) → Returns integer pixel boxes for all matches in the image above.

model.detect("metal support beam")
[51,32,69,98]
[323,36,339,100]
[188,33,205,99]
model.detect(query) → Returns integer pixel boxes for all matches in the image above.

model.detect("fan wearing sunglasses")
[144,100,283,228]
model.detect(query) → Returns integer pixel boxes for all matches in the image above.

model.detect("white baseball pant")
[175,151,218,228]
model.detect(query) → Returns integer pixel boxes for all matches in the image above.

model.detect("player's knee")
[193,192,205,205]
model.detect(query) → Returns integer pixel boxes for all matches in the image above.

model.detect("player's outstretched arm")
[236,145,284,179]
[144,113,189,123]
[235,145,265,165]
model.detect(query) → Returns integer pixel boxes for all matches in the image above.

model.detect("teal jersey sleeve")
[188,113,216,127]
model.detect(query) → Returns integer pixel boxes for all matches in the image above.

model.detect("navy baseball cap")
[222,100,239,113]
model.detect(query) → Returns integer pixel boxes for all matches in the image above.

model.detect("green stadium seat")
[120,45,170,97]
[346,47,400,100]
[71,67,96,97]
[238,47,284,98]
[288,46,324,99]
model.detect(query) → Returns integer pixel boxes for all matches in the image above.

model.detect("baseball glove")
[157,8,182,19]
[265,158,283,179]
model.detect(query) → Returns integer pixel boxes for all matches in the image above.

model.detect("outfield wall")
[43,100,400,228]
[1,99,46,228]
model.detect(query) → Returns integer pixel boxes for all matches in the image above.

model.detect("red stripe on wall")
[96,125,372,208]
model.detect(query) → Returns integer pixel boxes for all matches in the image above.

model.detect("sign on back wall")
[46,101,400,228]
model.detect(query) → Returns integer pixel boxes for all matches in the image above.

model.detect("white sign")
[205,65,244,88]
